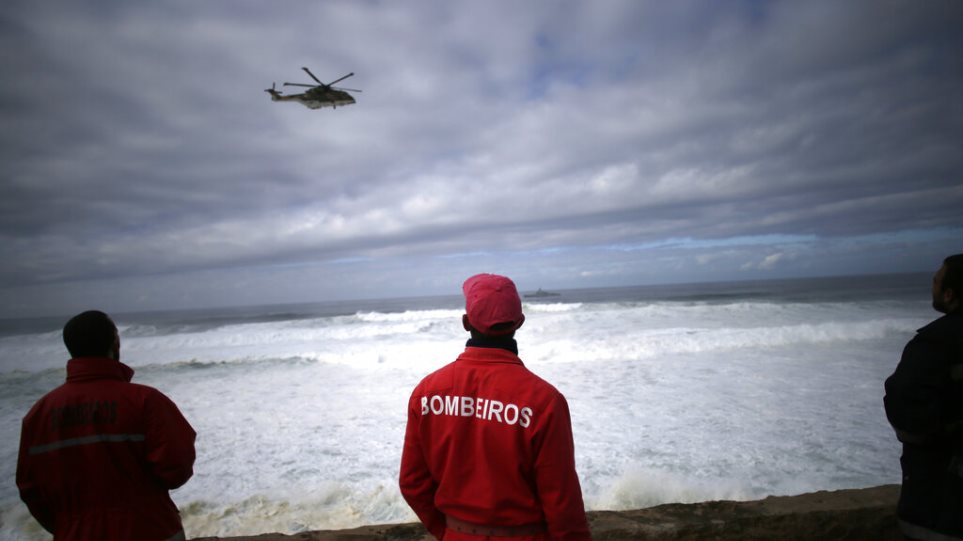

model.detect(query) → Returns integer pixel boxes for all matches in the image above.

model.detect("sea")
[0,273,934,539]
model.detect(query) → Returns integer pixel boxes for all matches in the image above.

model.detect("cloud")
[758,253,786,271]
[0,0,961,316]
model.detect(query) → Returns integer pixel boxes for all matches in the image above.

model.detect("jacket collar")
[466,336,518,355]
[460,344,524,366]
[66,357,135,383]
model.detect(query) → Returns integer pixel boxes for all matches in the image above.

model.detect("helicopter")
[265,68,360,110]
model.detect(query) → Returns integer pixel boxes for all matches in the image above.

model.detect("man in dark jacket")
[884,254,963,541]
[400,274,591,541]
[17,310,196,541]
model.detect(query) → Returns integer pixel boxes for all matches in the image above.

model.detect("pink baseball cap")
[463,273,525,335]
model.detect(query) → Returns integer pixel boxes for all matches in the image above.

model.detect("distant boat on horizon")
[524,288,560,298]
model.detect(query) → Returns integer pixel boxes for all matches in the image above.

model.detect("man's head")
[932,254,963,314]
[462,273,525,337]
[63,310,120,360]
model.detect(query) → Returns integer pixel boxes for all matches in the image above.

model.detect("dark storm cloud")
[0,0,960,315]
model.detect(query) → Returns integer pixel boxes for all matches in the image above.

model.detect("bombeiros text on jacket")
[420,394,533,427]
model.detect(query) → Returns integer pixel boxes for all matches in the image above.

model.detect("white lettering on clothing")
[520,407,533,428]
[504,404,519,425]
[475,398,487,419]
[430,395,444,415]
[445,395,459,415]
[418,394,534,428]
[488,400,504,422]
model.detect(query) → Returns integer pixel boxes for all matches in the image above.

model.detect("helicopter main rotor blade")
[283,83,316,88]
[332,86,362,93]
[327,72,355,87]
[301,67,324,85]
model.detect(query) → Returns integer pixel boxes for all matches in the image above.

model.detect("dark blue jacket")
[884,312,963,540]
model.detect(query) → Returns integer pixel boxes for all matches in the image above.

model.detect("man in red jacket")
[17,310,196,541]
[400,274,592,541]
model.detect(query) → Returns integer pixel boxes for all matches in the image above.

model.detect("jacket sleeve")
[399,392,446,541]
[144,390,197,489]
[884,332,950,445]
[16,414,55,534]
[533,394,592,541]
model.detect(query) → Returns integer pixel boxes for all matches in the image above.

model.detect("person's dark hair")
[467,320,518,340]
[63,310,117,358]
[487,321,518,334]
[943,254,963,296]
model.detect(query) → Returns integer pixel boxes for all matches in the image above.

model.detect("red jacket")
[17,357,196,541]
[400,346,591,541]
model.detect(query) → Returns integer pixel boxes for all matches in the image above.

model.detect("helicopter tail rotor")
[265,83,282,98]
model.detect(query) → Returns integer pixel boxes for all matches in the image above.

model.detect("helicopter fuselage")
[269,89,357,112]
[266,88,355,109]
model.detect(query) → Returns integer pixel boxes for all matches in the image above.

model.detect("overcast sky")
[1,1,961,318]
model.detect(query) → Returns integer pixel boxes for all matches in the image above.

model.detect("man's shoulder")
[35,378,173,407]
[126,382,184,411]
[22,386,63,422]
[916,313,963,342]
[513,366,562,396]
[93,378,171,401]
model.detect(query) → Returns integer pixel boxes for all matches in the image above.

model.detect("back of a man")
[884,255,963,541]
[400,274,591,541]
[17,310,196,541]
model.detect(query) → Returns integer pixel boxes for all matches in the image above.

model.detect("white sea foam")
[525,302,583,313]
[0,283,931,540]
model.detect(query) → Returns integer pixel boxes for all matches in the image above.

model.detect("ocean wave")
[526,317,916,365]
[0,299,925,374]
[352,308,461,323]
[590,466,755,510]
[524,302,583,313]
[0,502,50,541]
[135,355,324,373]
[178,483,413,537]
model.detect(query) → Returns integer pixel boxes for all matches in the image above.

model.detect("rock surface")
[191,484,901,541]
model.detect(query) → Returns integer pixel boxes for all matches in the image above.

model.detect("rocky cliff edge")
[192,484,901,541]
